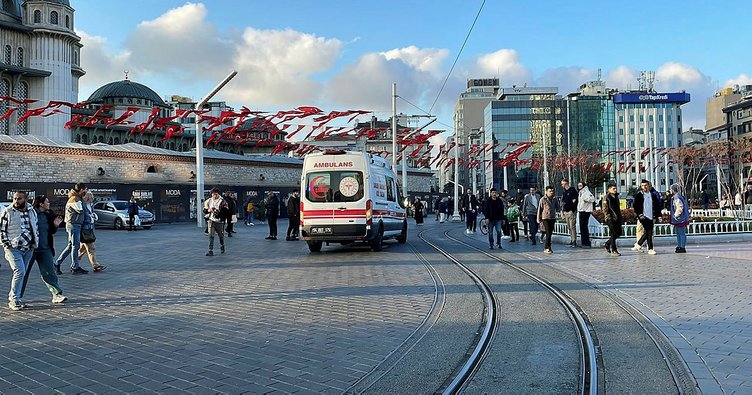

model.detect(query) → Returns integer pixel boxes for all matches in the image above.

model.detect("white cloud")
[534,67,596,95]
[226,27,342,106]
[474,49,532,86]
[125,3,234,80]
[381,46,449,77]
[77,31,133,100]
[724,74,752,88]
[605,66,639,90]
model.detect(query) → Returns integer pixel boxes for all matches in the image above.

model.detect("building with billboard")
[612,90,690,190]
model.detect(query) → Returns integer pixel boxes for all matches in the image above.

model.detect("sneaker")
[610,251,622,257]
[54,264,62,275]
[265,236,273,240]
[502,236,511,240]
[8,301,23,311]
[605,244,612,254]
[52,294,67,304]
[631,244,643,252]
[496,243,501,249]
[249,222,255,226]
[568,242,576,248]
[206,250,214,256]
[227,233,233,238]
[676,247,687,253]
[647,249,657,255]
[70,267,88,275]
[544,249,553,254]
[489,245,494,250]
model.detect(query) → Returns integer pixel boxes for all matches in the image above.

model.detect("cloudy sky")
[73,0,751,137]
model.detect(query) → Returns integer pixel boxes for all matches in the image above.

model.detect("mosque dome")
[87,79,167,107]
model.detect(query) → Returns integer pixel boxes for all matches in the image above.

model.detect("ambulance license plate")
[312,227,333,234]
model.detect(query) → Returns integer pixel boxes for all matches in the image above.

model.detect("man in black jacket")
[460,189,479,234]
[265,191,279,240]
[602,183,622,256]
[286,191,300,241]
[632,179,662,255]
[224,191,237,237]
[483,188,505,250]
[560,178,578,247]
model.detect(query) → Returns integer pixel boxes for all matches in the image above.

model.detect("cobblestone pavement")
[0,222,436,394]
[494,231,752,395]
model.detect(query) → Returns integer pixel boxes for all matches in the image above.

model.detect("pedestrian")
[434,196,441,221]
[483,188,505,250]
[77,191,106,272]
[576,182,595,248]
[1,192,39,310]
[719,194,731,210]
[506,200,520,242]
[734,191,743,209]
[447,197,454,218]
[522,187,540,245]
[499,190,510,239]
[127,197,139,231]
[286,191,300,241]
[224,191,237,237]
[439,197,448,223]
[413,198,425,225]
[55,183,88,274]
[537,186,560,254]
[203,187,228,256]
[602,183,622,256]
[461,189,479,234]
[632,179,661,255]
[264,191,279,240]
[701,189,710,210]
[245,197,255,226]
[20,195,67,304]
[560,178,578,247]
[516,188,529,239]
[669,183,690,253]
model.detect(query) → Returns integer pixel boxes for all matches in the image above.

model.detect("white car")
[92,200,154,230]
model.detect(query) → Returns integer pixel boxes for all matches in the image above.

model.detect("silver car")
[93,200,154,230]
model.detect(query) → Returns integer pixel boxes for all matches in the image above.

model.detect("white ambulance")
[300,150,407,252]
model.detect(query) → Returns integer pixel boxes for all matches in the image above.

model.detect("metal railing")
[550,219,752,238]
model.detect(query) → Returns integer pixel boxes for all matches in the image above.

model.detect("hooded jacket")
[577,186,595,213]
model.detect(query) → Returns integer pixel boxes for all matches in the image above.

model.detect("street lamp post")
[196,71,238,228]
[452,134,461,222]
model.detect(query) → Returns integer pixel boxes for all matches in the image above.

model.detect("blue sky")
[73,0,751,134]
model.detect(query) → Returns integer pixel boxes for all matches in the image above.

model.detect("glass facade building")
[483,87,567,191]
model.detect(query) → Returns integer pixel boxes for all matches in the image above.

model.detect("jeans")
[21,248,63,298]
[5,247,32,304]
[465,211,476,231]
[578,212,591,246]
[527,215,539,244]
[488,220,502,247]
[56,223,81,269]
[246,211,254,224]
[287,215,300,238]
[509,221,519,241]
[606,221,621,252]
[676,226,687,248]
[208,221,225,251]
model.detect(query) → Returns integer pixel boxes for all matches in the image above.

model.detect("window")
[629,115,634,122]
[640,128,644,134]
[385,176,396,202]
[4,45,10,64]
[305,171,364,203]
[2,0,12,12]
[73,51,77,65]
[639,115,644,122]
[65,15,69,28]
[16,81,28,135]
[658,114,663,121]
[33,9,41,23]
[648,115,654,122]
[50,11,58,25]
[0,79,8,134]
[618,115,624,122]
[16,47,22,66]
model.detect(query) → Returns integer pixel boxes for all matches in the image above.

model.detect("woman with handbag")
[77,192,106,272]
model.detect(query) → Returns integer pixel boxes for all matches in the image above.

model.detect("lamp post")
[196,71,238,228]
[452,134,461,222]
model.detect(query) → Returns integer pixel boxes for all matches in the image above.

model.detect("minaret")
[23,0,85,141]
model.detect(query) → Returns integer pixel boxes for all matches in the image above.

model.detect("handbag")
[81,228,96,243]
[134,215,142,226]
[231,214,238,224]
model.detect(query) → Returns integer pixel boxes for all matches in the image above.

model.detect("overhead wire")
[428,0,486,114]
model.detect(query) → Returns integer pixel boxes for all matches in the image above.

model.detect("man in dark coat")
[602,183,622,256]
[264,191,279,240]
[633,179,662,254]
[483,188,505,250]
[224,191,237,237]
[286,191,300,241]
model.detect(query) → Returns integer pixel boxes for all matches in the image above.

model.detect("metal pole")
[452,134,461,221]
[392,83,397,172]
[542,122,549,187]
[566,98,572,182]
[196,70,238,228]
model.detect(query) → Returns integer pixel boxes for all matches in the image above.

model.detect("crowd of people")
[411,178,692,256]
[0,183,109,311]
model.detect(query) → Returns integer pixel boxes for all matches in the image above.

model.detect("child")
[506,200,520,242]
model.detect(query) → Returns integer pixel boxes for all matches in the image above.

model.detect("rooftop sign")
[613,92,690,104]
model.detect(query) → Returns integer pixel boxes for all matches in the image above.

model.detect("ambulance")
[300,150,407,252]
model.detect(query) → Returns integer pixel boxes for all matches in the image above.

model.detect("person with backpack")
[506,200,520,242]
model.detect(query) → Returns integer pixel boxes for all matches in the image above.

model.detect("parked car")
[93,200,154,230]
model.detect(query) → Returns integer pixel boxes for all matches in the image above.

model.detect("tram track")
[417,228,601,395]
